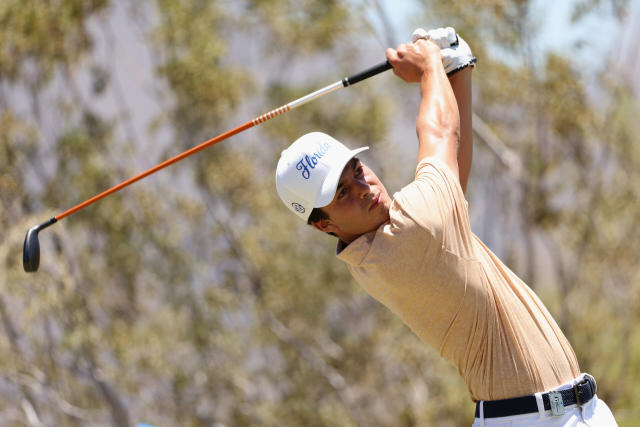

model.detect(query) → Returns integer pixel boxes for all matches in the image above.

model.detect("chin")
[370,215,390,233]
[379,205,391,223]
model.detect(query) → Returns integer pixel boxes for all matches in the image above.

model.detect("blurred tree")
[0,0,638,426]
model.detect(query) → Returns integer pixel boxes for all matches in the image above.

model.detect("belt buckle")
[548,391,565,416]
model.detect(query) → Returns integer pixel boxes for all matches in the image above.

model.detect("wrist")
[419,58,445,81]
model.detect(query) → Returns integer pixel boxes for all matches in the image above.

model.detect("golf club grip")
[343,61,392,86]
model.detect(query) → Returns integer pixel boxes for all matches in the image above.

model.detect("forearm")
[448,67,473,193]
[416,60,460,177]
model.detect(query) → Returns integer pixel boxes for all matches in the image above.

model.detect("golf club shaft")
[55,60,392,221]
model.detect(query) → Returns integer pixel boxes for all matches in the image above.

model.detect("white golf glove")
[411,27,476,75]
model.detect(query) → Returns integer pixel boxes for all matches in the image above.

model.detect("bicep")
[416,130,460,183]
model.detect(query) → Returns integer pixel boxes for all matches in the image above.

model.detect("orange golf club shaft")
[55,120,256,220]
[54,60,392,221]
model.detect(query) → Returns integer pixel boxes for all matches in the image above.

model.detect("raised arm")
[386,39,461,181]
[449,67,472,192]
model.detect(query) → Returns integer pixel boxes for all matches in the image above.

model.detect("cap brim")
[315,146,369,208]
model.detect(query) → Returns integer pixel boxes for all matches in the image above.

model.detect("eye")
[355,166,363,177]
[337,187,347,199]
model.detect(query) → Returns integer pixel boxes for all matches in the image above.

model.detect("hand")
[412,27,458,48]
[412,27,477,75]
[385,39,443,83]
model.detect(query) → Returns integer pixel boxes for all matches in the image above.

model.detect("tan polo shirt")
[337,157,580,401]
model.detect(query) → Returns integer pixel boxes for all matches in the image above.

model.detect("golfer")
[275,28,617,426]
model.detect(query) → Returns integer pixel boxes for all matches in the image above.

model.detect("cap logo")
[291,202,305,213]
[295,142,331,180]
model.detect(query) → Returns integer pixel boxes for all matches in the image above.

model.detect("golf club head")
[23,226,41,272]
[22,217,57,273]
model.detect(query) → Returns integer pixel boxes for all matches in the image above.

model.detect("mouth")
[369,193,380,211]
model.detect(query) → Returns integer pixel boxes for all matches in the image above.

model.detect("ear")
[310,218,340,235]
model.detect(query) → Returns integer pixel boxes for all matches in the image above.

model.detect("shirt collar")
[336,230,377,266]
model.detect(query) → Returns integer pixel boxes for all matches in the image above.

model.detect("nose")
[355,179,370,199]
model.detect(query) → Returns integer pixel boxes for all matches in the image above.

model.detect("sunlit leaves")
[0,0,109,83]
[244,0,352,53]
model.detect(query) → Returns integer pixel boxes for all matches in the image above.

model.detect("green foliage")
[153,0,252,142]
[0,112,37,224]
[542,54,593,140]
[245,0,352,53]
[0,0,109,83]
[571,0,629,21]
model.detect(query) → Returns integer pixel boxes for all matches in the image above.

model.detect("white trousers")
[472,375,618,427]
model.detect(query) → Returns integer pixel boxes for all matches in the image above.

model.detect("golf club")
[23,60,393,272]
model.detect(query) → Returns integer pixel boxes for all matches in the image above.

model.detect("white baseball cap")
[275,132,369,221]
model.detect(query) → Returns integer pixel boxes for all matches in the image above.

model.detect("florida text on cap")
[275,132,369,221]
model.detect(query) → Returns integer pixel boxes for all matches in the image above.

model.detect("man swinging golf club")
[275,27,617,426]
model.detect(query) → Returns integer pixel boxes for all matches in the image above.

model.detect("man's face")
[311,158,391,243]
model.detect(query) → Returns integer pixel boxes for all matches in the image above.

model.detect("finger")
[413,38,438,52]
[412,38,428,47]
[395,43,409,58]
[412,28,428,43]
[385,48,403,77]
[385,47,399,63]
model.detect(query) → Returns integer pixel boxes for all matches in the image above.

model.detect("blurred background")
[1,0,639,425]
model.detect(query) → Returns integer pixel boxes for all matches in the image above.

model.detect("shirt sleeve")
[391,157,474,258]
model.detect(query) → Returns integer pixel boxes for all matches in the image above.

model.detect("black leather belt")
[475,375,597,419]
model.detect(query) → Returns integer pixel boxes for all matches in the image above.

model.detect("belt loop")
[479,401,486,426]
[534,392,545,418]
